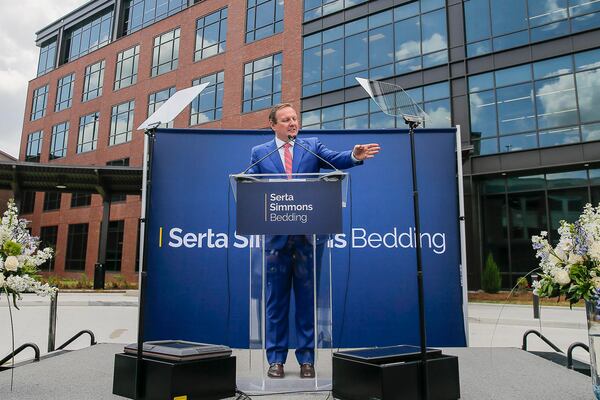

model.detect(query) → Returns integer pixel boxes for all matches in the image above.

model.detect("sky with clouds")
[0,0,84,158]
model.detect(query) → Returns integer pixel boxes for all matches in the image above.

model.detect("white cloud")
[0,0,83,158]
[535,75,578,128]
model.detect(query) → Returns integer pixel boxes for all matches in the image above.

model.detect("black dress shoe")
[300,363,315,378]
[268,363,284,378]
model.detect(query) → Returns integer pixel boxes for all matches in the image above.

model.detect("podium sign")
[236,179,342,235]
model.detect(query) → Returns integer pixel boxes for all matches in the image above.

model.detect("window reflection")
[469,90,497,139]
[528,0,568,27]
[302,82,450,129]
[576,69,600,123]
[535,76,577,130]
[497,83,535,135]
[539,127,580,147]
[491,0,528,36]
[303,0,447,96]
[499,132,537,152]
[465,0,600,56]
[470,49,600,155]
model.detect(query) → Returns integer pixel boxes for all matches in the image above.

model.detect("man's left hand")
[352,143,380,161]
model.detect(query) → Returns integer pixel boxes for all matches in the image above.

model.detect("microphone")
[287,135,342,173]
[239,138,291,175]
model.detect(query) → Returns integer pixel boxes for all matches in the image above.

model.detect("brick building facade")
[21,0,302,283]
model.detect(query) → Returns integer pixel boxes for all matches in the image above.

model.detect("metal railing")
[522,329,563,353]
[56,330,97,351]
[567,342,590,370]
[0,343,40,368]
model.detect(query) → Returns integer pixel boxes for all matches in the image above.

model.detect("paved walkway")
[0,292,590,364]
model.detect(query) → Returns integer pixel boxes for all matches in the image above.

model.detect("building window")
[71,193,92,208]
[26,131,43,162]
[478,168,600,287]
[194,8,227,61]
[302,0,448,97]
[20,192,36,214]
[464,0,600,57]
[39,226,58,271]
[66,223,88,271]
[82,60,105,102]
[63,8,113,63]
[151,28,180,76]
[123,0,186,35]
[55,73,75,112]
[37,39,57,76]
[30,85,48,121]
[469,48,600,156]
[148,87,176,128]
[243,53,282,112]
[115,45,140,90]
[109,100,135,146]
[190,71,224,125]
[43,192,62,211]
[107,158,130,202]
[106,220,125,271]
[50,122,69,160]
[303,0,368,22]
[246,0,283,43]
[302,81,451,129]
[77,112,100,153]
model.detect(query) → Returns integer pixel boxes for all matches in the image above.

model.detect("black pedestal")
[333,345,460,400]
[112,353,236,400]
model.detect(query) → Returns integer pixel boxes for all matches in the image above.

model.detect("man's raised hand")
[352,143,381,161]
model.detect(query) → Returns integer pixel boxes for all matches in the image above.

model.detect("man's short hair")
[269,103,294,124]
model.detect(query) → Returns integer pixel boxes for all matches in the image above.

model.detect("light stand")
[135,125,158,399]
[350,77,461,400]
[405,115,429,400]
[124,84,208,400]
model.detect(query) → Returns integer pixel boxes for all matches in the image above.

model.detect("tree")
[482,253,502,293]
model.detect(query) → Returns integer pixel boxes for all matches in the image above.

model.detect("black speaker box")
[112,353,236,400]
[333,345,460,400]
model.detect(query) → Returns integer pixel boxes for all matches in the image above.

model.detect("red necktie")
[283,143,293,179]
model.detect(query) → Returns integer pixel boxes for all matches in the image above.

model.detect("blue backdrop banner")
[144,128,467,348]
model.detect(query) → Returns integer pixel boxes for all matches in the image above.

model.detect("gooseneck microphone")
[287,134,342,172]
[240,138,292,175]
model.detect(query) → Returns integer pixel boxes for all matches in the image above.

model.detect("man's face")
[271,106,298,141]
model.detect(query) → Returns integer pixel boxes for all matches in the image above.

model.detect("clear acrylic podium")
[230,172,348,393]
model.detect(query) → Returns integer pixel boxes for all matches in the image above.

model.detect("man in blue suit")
[247,103,380,379]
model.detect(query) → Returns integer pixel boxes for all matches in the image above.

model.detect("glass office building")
[299,0,600,289]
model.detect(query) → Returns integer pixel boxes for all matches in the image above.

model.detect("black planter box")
[333,345,460,400]
[112,353,236,400]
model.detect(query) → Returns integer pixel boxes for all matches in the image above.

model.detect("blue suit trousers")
[265,235,324,365]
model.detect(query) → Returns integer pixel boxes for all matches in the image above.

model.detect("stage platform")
[0,343,593,399]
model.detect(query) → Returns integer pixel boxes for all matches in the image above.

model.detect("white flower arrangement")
[0,199,56,308]
[531,203,600,305]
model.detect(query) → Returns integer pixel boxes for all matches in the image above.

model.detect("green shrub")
[482,253,502,293]
[77,274,92,289]
[516,276,529,292]
[110,274,130,289]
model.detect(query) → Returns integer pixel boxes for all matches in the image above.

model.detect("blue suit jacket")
[246,136,361,249]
